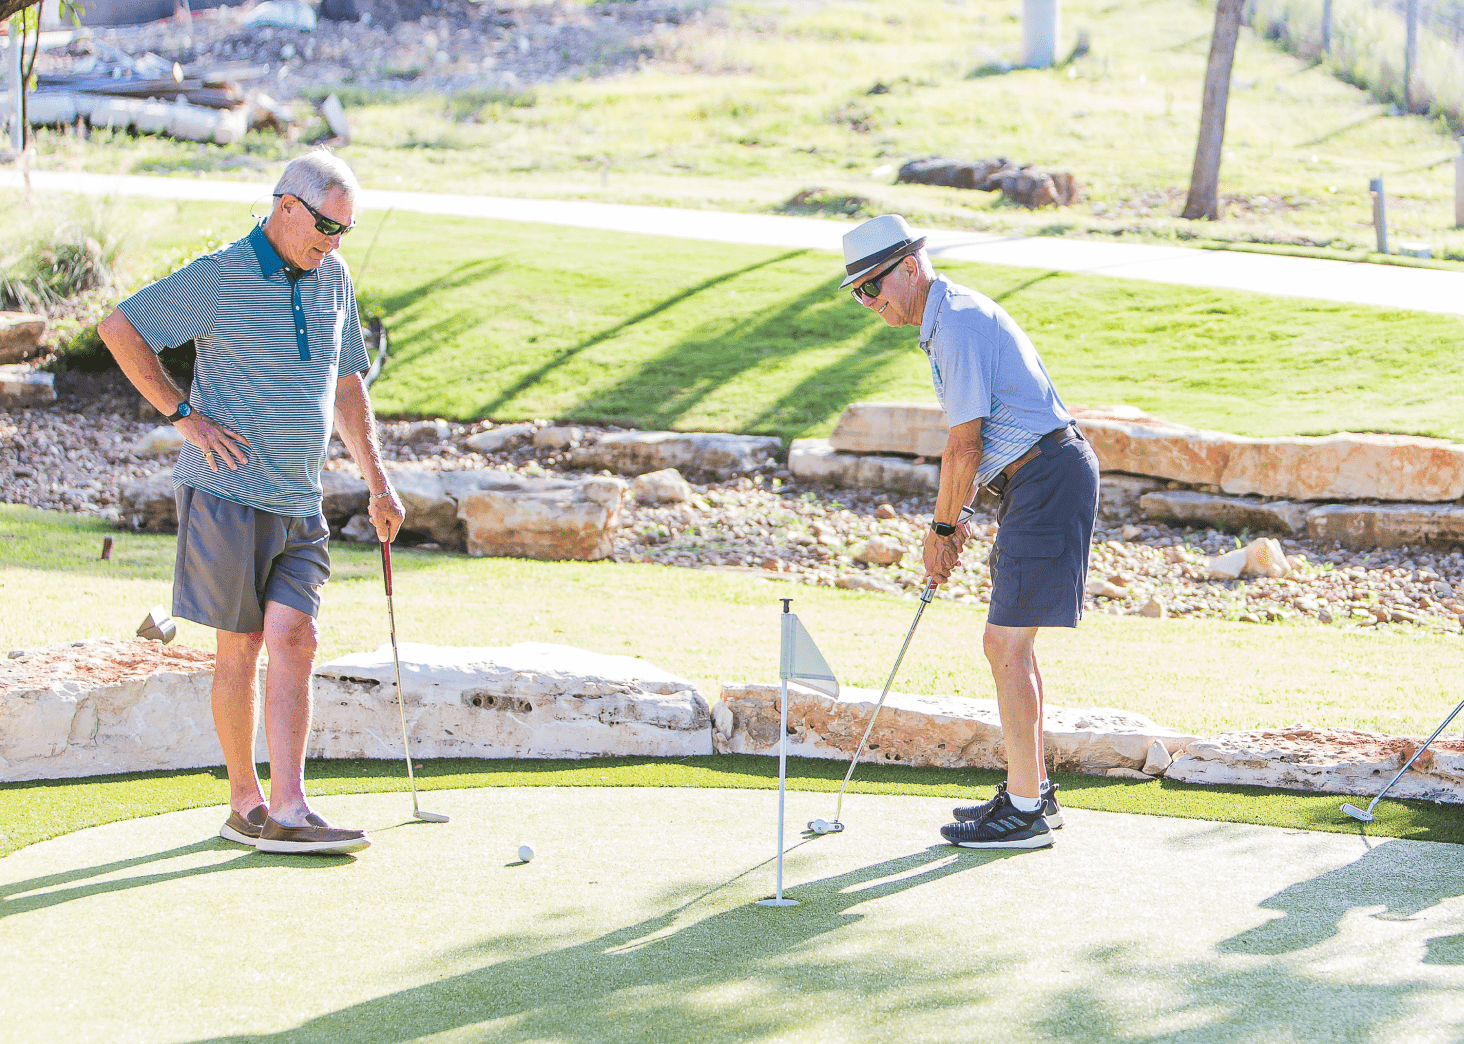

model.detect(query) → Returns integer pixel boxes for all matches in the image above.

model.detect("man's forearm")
[333,374,391,493]
[934,420,983,526]
[98,308,187,414]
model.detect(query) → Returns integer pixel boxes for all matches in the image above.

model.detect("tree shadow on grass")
[576,273,914,438]
[183,845,1008,1044]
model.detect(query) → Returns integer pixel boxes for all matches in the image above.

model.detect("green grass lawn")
[28,0,1464,260]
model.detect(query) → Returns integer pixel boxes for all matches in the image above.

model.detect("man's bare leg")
[260,600,320,827]
[212,628,266,817]
[984,622,1044,800]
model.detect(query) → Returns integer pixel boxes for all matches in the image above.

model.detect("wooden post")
[1182,0,1245,220]
[1320,0,1333,53]
[1371,177,1389,254]
[1454,141,1463,229]
[1404,0,1419,111]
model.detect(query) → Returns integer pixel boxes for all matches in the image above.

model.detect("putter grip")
[380,539,393,596]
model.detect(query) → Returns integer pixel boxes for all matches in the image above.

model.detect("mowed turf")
[3,788,1463,1044]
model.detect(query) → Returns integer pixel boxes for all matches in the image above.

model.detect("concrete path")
[3,786,1462,1043]
[5,169,1464,316]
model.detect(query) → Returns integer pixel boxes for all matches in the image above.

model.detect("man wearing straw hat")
[839,214,1099,850]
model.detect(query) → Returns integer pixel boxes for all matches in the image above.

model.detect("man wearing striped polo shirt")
[100,149,404,856]
[840,214,1100,850]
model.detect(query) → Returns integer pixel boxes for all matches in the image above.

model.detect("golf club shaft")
[381,540,421,813]
[1362,693,1464,815]
[833,579,937,823]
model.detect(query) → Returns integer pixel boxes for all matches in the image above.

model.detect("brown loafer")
[255,813,371,855]
[219,804,268,846]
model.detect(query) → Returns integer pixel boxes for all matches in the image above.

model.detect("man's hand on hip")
[176,413,251,471]
[369,490,405,543]
[922,525,967,586]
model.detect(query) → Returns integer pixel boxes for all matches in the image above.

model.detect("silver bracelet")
[370,490,395,500]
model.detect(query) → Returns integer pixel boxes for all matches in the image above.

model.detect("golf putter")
[1342,692,1464,823]
[380,539,449,824]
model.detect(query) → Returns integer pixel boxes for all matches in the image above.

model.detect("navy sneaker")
[940,790,1054,849]
[953,781,1063,829]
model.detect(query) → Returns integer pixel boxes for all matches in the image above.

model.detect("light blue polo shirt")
[120,224,370,517]
[918,275,1073,487]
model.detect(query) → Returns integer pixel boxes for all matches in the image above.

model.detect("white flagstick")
[757,599,800,908]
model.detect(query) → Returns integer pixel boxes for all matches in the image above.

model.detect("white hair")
[273,148,360,207]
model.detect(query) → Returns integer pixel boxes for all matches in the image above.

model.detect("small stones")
[876,503,897,519]
[855,536,905,567]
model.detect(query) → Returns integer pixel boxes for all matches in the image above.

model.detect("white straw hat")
[839,214,926,289]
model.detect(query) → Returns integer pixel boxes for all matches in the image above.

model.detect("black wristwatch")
[166,401,192,423]
[931,520,956,536]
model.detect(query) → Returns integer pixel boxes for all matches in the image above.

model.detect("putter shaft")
[381,540,447,823]
[1347,692,1464,821]
[832,579,937,824]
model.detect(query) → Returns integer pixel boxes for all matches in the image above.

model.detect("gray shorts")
[986,428,1099,629]
[173,485,331,634]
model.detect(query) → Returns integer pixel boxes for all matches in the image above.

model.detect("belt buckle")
[985,472,1008,499]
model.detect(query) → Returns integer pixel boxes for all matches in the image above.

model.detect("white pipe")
[7,17,23,152]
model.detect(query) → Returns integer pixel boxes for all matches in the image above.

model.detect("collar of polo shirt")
[250,223,313,281]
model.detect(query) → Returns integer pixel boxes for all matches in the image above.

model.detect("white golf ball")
[518,844,535,863]
[811,818,829,835]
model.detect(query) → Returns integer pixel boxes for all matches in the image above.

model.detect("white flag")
[780,613,839,698]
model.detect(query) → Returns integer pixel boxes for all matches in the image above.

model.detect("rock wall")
[713,681,1199,775]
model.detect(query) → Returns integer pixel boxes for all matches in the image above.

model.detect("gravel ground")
[39,0,718,100]
[7,375,1464,635]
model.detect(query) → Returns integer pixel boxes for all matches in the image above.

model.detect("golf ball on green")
[518,844,535,863]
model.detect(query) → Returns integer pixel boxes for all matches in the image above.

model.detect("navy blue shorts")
[986,428,1099,629]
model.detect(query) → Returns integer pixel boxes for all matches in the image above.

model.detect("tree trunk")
[1182,0,1245,221]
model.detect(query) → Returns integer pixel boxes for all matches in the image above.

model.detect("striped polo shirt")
[120,223,369,517]
[918,275,1073,488]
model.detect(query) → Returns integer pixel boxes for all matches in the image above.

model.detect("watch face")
[178,402,192,419]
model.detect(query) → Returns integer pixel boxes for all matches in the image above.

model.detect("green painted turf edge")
[3,755,1459,859]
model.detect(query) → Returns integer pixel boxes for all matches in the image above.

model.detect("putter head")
[1341,803,1374,823]
[806,818,844,835]
[414,810,449,823]
[136,605,176,644]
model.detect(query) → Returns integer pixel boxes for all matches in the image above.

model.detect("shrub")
[0,204,124,316]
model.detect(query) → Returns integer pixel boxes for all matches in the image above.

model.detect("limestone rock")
[1141,490,1309,535]
[458,475,626,560]
[788,439,939,493]
[1076,416,1239,485]
[1099,473,1166,522]
[714,682,1199,775]
[465,423,535,454]
[1137,596,1167,618]
[1166,727,1464,803]
[1142,738,1172,775]
[835,574,900,594]
[0,367,56,407]
[119,469,177,531]
[320,470,369,526]
[1306,503,1464,550]
[829,402,948,458]
[855,535,905,566]
[533,425,583,450]
[0,311,47,364]
[1221,433,1464,502]
[314,643,711,759]
[1244,537,1290,578]
[997,168,1080,209]
[897,157,1012,191]
[1206,547,1246,580]
[569,431,781,478]
[1087,575,1126,599]
[632,468,692,504]
[404,419,451,444]
[341,513,376,542]
[129,425,188,457]
[1105,768,1155,780]
[388,468,523,547]
[0,639,229,781]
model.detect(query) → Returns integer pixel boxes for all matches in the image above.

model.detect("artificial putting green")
[3,788,1462,1044]
[4,755,1461,862]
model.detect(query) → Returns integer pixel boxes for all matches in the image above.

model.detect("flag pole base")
[755,898,801,907]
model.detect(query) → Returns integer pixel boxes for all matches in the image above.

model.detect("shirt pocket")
[996,525,1066,560]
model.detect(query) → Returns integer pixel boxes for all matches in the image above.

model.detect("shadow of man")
[1218,838,1464,957]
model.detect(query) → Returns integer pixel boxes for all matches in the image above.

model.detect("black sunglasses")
[275,193,355,236]
[850,258,904,303]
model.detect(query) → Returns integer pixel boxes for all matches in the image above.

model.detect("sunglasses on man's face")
[850,259,904,303]
[276,194,355,237]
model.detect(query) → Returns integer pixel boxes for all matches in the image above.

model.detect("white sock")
[1009,793,1042,813]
